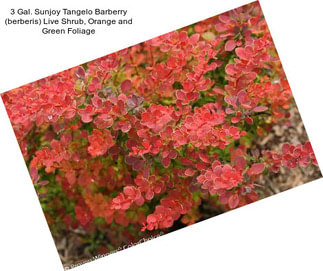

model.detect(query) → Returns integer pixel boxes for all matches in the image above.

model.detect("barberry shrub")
[1,1,321,267]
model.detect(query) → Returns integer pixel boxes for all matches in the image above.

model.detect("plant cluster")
[1,1,319,258]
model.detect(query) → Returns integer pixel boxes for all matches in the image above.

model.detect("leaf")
[228,194,239,209]
[212,88,225,95]
[225,63,236,76]
[202,32,215,41]
[224,95,238,108]
[235,47,246,59]
[231,115,240,123]
[282,143,291,154]
[225,108,235,115]
[180,157,193,166]
[120,80,132,92]
[184,168,196,176]
[161,157,171,168]
[218,15,231,23]
[247,163,265,175]
[176,90,186,101]
[199,152,210,163]
[225,40,236,51]
[253,106,268,112]
[215,23,229,32]
[38,180,49,186]
[30,167,39,184]
[168,150,177,159]
[234,156,246,171]
[75,66,85,79]
[245,116,253,125]
[190,33,200,43]
[65,171,76,185]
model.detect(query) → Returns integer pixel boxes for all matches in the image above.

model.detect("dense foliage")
[1,1,318,259]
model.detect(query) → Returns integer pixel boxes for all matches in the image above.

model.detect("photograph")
[1,1,321,269]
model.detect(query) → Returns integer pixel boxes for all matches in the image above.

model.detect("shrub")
[1,1,319,262]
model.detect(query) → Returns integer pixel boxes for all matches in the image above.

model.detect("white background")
[0,0,323,270]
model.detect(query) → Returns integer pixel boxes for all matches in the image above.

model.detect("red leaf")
[180,157,193,166]
[120,80,132,92]
[253,106,268,112]
[231,115,240,123]
[225,108,235,115]
[65,171,76,185]
[228,194,239,209]
[184,168,196,176]
[225,40,236,51]
[219,15,231,23]
[247,163,265,175]
[75,206,92,227]
[161,157,171,168]
[282,143,290,155]
[212,88,225,95]
[234,156,246,171]
[38,180,49,186]
[199,153,210,163]
[245,116,253,125]
[225,63,236,76]
[88,129,114,157]
[75,66,85,79]
[235,47,247,59]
